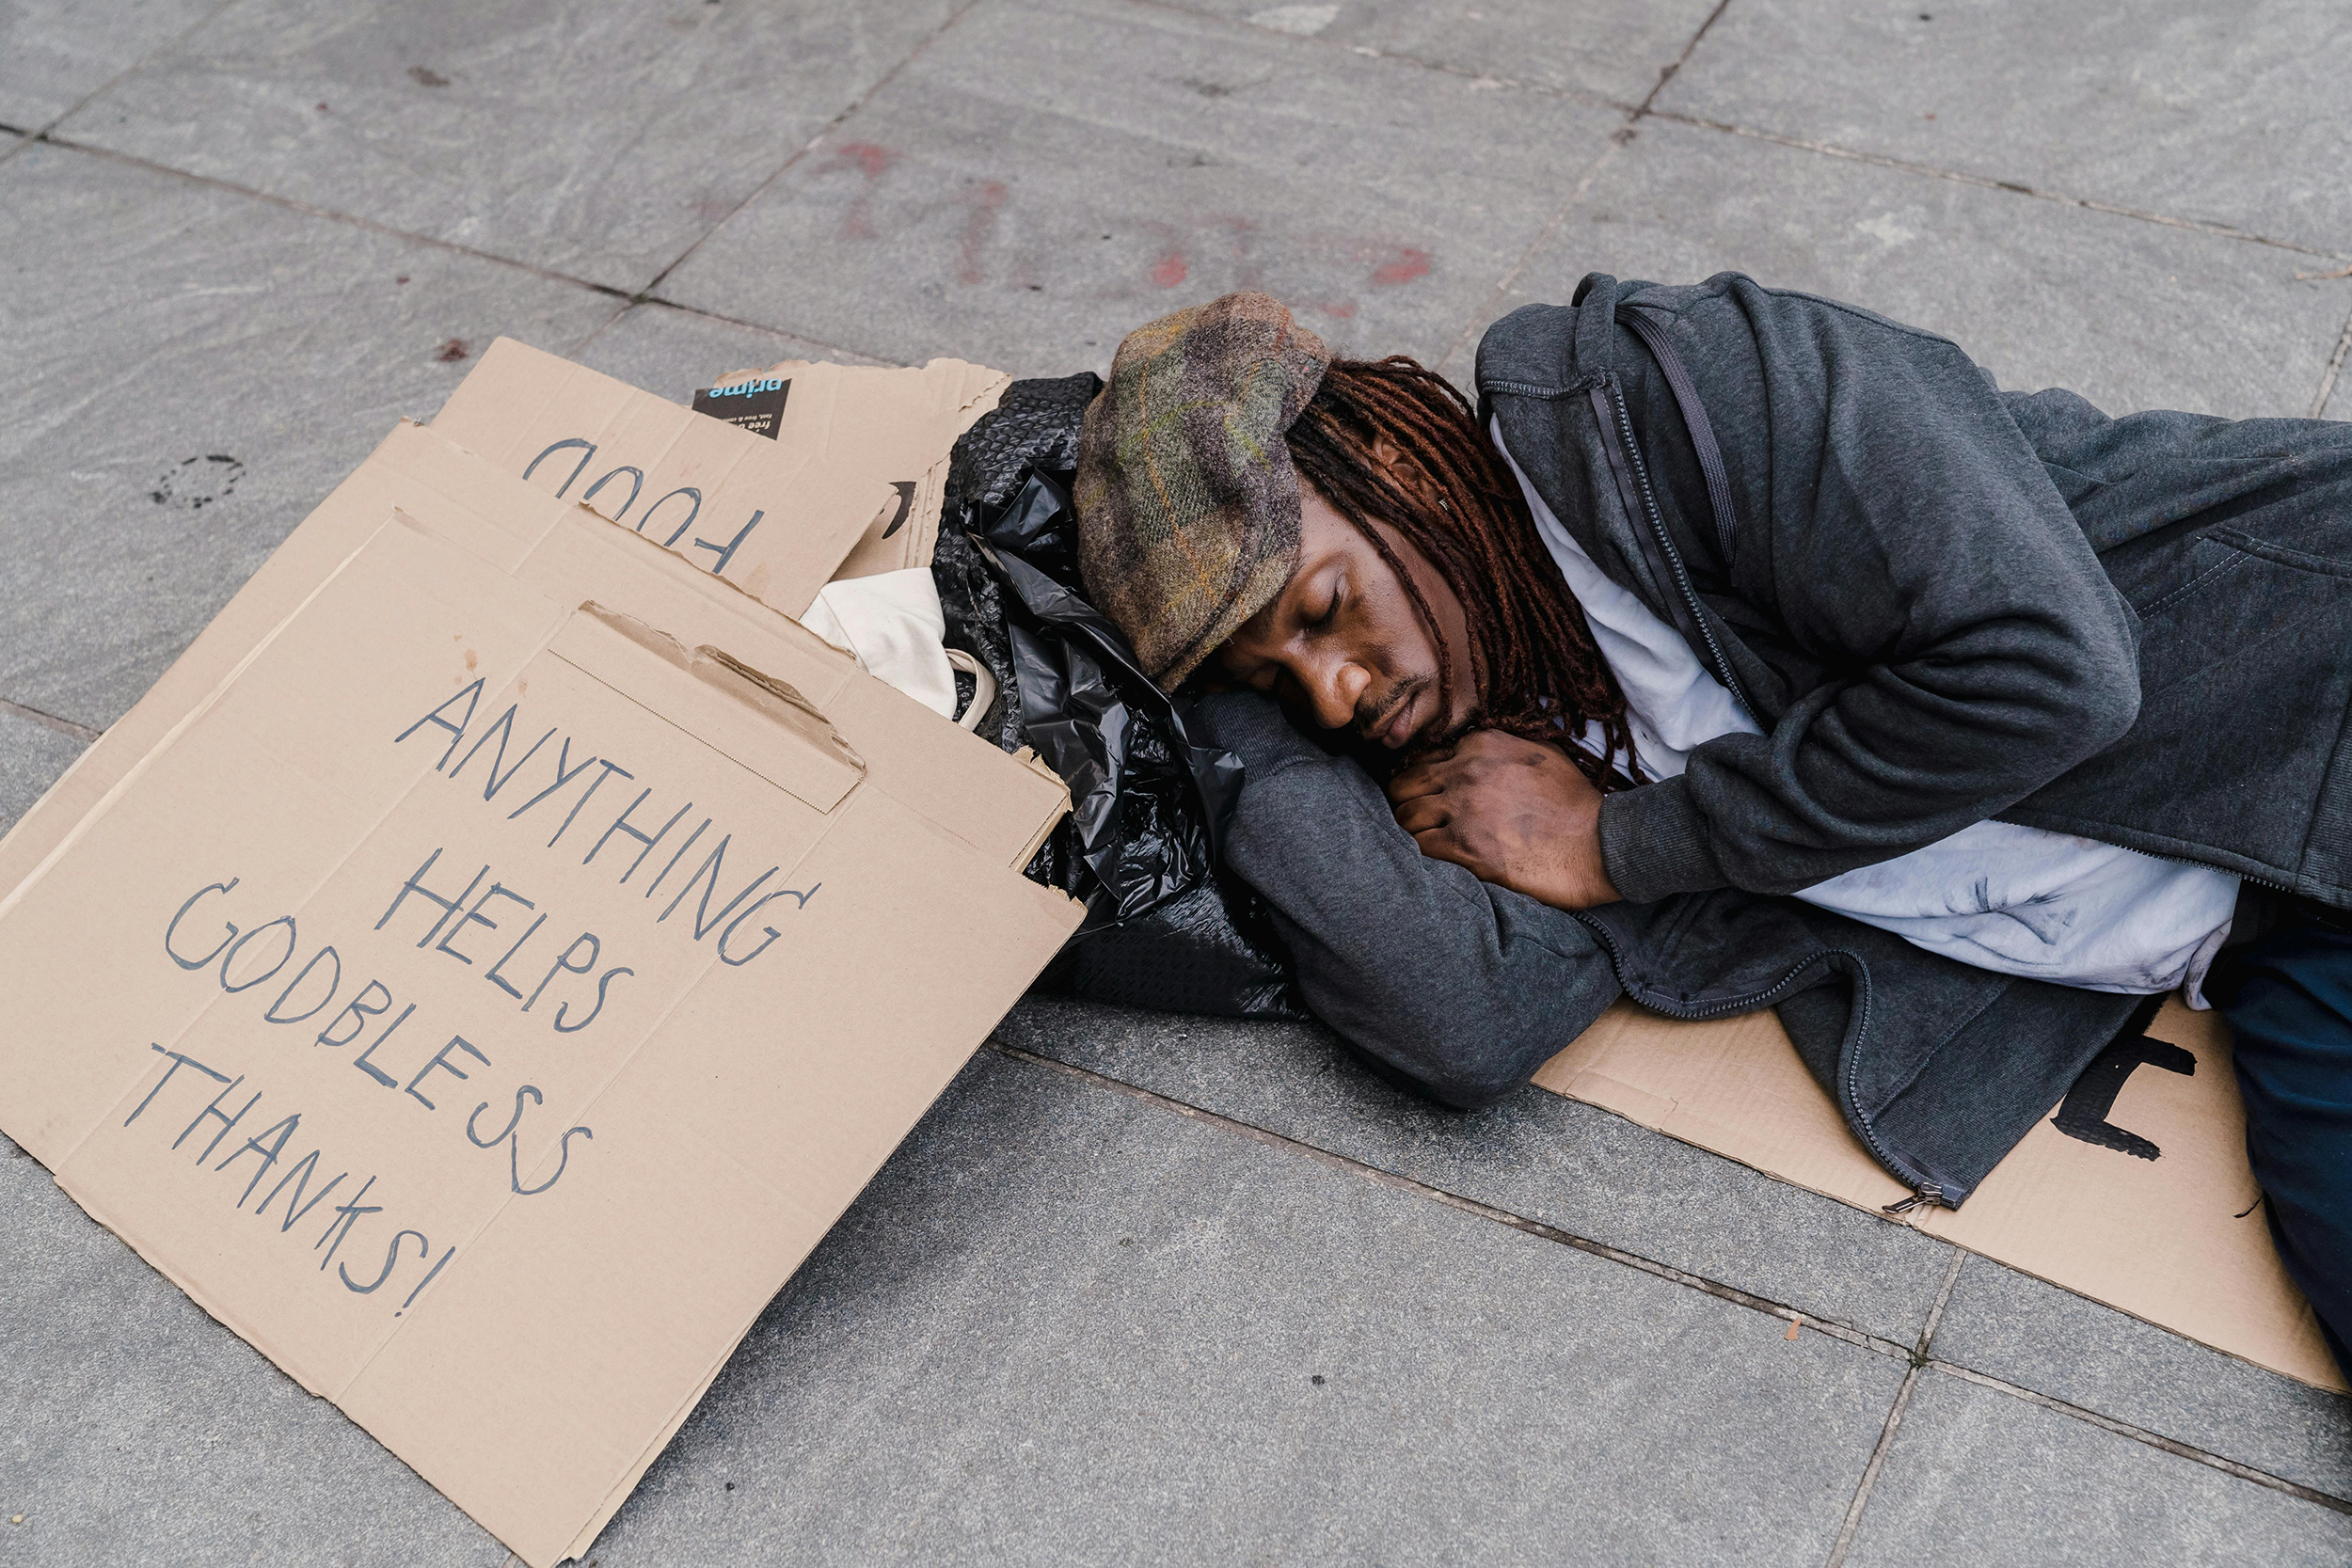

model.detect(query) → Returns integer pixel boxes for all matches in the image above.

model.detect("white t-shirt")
[1493,425,2238,1003]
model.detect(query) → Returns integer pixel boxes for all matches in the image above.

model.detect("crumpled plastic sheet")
[979,502,1236,922]
[931,377,1304,1021]
[931,372,1099,754]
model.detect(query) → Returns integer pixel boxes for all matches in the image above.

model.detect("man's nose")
[1298,656,1369,732]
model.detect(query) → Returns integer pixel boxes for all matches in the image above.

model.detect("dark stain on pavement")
[150,454,244,513]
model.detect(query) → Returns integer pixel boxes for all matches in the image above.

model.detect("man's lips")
[1368,682,1422,749]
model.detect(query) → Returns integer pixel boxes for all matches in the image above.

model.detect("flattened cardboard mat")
[0,345,1075,1566]
[1535,999,2345,1393]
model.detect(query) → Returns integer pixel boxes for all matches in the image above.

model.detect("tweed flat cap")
[1073,292,1332,690]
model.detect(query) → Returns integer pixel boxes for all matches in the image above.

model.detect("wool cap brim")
[1073,292,1332,690]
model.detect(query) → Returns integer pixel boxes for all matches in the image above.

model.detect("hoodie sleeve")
[1192,692,1622,1108]
[1595,279,2142,902]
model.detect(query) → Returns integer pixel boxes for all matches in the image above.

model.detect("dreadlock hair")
[1283,355,1643,790]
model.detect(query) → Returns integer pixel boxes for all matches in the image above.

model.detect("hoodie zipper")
[1579,382,1954,1210]
[1597,380,1759,722]
[1565,912,1948,1210]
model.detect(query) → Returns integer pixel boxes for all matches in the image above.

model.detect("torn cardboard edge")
[0,413,1068,909]
[700,356,1011,579]
[1534,999,2346,1394]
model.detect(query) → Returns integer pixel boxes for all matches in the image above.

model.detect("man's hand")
[1386,730,1622,910]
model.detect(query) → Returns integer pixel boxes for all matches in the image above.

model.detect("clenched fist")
[1385,730,1622,910]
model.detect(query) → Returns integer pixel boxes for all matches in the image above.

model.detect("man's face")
[1216,483,1479,750]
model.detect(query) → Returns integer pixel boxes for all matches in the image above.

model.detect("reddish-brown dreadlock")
[1284,356,1643,789]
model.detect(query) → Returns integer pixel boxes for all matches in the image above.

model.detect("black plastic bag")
[932,378,1305,1021]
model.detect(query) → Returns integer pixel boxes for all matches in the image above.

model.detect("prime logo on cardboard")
[691,376,790,440]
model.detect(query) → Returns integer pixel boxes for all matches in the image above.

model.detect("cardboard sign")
[428,338,897,613]
[0,336,1015,906]
[0,514,1081,1566]
[1534,999,2345,1393]
[697,356,1011,578]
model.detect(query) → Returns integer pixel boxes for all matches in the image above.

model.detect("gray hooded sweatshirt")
[1190,272,2352,1210]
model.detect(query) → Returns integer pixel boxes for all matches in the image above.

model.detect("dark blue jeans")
[2210,919,2352,1377]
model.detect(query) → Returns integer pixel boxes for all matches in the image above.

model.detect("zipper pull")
[1882,1183,1945,1217]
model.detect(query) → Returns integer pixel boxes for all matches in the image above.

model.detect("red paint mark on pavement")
[1152,251,1190,288]
[1210,214,1264,290]
[834,141,897,179]
[1371,246,1432,286]
[826,141,900,240]
[956,180,1009,284]
[1319,300,1358,319]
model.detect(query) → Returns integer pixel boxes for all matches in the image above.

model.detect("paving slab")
[1657,0,2352,258]
[1161,0,1717,105]
[0,141,616,733]
[1842,1368,2352,1566]
[661,0,1628,380]
[0,1130,508,1568]
[1495,114,2352,420]
[1930,1255,2352,1501]
[52,0,963,292]
[570,301,893,408]
[0,0,221,132]
[994,995,1956,1350]
[0,713,87,841]
[583,1046,1908,1566]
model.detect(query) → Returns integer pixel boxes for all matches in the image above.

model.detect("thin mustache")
[1356,678,1419,737]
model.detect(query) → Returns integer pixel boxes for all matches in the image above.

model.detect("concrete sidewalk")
[3,1,2348,1562]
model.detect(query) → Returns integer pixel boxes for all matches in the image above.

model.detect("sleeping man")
[1068,282,2352,1372]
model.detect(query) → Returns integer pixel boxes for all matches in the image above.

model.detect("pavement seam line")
[991,1039,2352,1513]
[1431,0,1732,375]
[1823,1359,1923,1568]
[564,295,643,362]
[0,0,243,167]
[987,1040,1914,1357]
[13,136,911,370]
[24,135,637,299]
[1634,0,1738,119]
[1925,1361,2352,1515]
[1915,1247,1964,1356]
[1432,138,1626,377]
[1821,1218,1962,1565]
[636,0,990,298]
[1645,110,2352,264]
[2312,302,2352,420]
[0,698,101,743]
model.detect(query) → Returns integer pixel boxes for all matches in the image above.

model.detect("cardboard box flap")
[493,498,1069,869]
[553,605,866,815]
[703,356,1012,578]
[430,339,892,616]
[0,420,1070,912]
[0,515,1083,1568]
